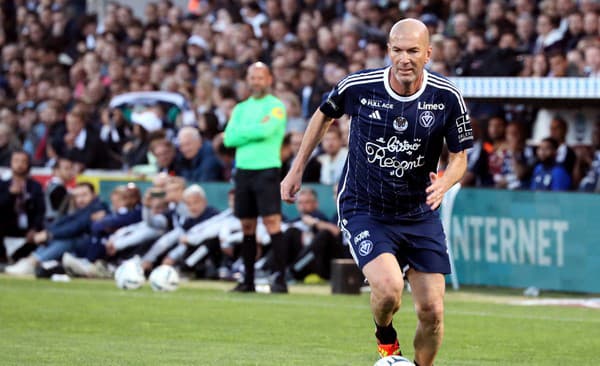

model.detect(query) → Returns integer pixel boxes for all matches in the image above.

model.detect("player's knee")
[373,277,403,312]
[416,301,444,332]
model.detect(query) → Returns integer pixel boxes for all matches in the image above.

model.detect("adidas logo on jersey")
[368,110,382,120]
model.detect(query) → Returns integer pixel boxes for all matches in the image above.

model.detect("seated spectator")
[0,151,45,263]
[578,122,600,192]
[174,126,223,182]
[5,182,107,276]
[61,184,143,277]
[35,100,67,167]
[278,188,331,281]
[0,123,20,167]
[161,184,221,277]
[287,187,349,282]
[549,116,576,177]
[104,177,186,261]
[140,176,197,272]
[483,116,509,187]
[123,110,164,169]
[60,107,118,172]
[461,118,492,187]
[150,138,177,176]
[495,123,536,189]
[44,157,75,224]
[316,125,348,185]
[531,138,572,191]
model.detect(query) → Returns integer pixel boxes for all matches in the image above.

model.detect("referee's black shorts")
[234,168,281,219]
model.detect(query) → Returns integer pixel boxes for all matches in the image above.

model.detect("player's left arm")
[427,88,473,210]
[426,150,468,210]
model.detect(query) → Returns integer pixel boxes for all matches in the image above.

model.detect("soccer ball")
[115,258,145,290]
[149,265,180,292]
[374,356,415,366]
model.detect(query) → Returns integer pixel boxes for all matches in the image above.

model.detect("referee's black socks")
[270,232,286,284]
[242,235,257,286]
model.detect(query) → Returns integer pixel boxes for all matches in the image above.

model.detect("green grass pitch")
[0,277,598,365]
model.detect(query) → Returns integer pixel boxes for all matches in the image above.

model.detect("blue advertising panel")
[450,189,600,293]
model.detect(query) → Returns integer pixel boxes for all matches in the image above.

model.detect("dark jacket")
[174,141,224,182]
[181,206,220,230]
[0,177,45,236]
[90,205,142,236]
[48,197,108,240]
[62,127,120,170]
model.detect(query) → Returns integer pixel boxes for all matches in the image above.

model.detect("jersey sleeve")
[443,88,474,153]
[319,82,347,119]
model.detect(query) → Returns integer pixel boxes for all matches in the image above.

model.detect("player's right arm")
[280,109,336,203]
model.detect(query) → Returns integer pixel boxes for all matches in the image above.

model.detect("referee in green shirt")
[224,62,288,293]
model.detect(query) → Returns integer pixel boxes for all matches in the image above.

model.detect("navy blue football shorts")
[340,211,451,274]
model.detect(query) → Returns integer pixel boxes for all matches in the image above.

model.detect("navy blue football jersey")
[320,67,473,220]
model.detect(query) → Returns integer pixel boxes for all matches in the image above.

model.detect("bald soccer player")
[281,19,473,365]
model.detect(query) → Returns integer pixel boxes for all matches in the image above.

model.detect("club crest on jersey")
[418,111,435,128]
[358,240,373,256]
[393,116,408,132]
[360,98,394,109]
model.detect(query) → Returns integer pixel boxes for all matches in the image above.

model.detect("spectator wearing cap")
[174,126,223,182]
[186,35,210,65]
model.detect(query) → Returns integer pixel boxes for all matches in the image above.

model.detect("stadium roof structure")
[449,77,600,106]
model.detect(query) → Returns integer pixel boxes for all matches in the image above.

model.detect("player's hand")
[425,172,446,210]
[280,170,302,203]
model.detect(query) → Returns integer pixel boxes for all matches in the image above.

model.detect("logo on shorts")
[354,230,370,244]
[418,111,435,128]
[358,240,373,256]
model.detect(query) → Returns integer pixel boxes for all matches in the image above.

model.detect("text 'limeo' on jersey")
[320,67,473,219]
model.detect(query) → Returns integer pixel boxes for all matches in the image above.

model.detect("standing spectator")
[174,126,223,182]
[223,62,288,293]
[0,151,45,263]
[531,137,572,191]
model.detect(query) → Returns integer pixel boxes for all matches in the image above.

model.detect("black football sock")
[375,320,397,344]
[270,232,286,284]
[242,235,256,286]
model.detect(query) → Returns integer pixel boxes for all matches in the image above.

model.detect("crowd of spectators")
[1,0,600,280]
[0,0,599,191]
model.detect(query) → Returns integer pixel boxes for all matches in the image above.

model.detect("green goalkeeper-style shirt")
[223,94,287,170]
